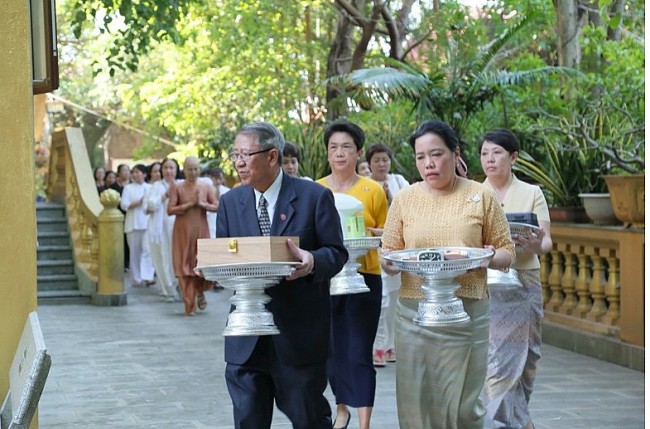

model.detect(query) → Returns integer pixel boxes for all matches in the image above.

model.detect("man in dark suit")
[216,122,348,429]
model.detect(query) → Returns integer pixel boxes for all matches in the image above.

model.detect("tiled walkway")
[37,282,645,428]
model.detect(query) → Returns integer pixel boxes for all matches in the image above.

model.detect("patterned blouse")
[382,177,515,300]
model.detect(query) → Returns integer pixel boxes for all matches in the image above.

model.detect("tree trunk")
[351,0,383,70]
[606,0,625,41]
[325,0,417,118]
[553,0,583,67]
[325,2,360,119]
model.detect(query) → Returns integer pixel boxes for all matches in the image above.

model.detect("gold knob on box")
[228,239,238,253]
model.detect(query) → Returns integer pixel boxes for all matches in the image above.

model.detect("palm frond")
[514,151,568,203]
[475,12,537,74]
[346,67,430,98]
[476,66,581,87]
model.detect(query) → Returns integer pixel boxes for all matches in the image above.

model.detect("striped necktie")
[258,195,271,236]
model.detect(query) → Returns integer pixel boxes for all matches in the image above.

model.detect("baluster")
[603,252,621,325]
[573,247,592,316]
[68,177,81,241]
[547,249,564,311]
[559,246,578,314]
[80,221,92,265]
[89,224,99,278]
[539,253,551,304]
[586,249,608,321]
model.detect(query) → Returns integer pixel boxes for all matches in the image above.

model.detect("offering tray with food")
[381,247,494,326]
[195,262,299,336]
[330,236,382,295]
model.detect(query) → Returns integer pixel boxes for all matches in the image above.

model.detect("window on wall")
[31,0,59,94]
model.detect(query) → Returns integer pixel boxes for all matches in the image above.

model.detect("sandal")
[197,293,207,310]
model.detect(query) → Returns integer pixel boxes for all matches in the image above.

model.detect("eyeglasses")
[229,147,273,162]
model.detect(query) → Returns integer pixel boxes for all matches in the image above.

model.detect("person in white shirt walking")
[145,158,181,301]
[365,143,410,367]
[120,164,154,287]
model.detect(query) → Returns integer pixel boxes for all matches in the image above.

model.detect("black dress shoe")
[332,410,351,429]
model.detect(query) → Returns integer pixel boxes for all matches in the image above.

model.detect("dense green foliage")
[55,0,644,203]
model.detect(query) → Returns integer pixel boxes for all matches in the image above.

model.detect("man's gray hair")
[239,122,285,161]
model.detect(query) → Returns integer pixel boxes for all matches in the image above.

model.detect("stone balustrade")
[540,223,644,346]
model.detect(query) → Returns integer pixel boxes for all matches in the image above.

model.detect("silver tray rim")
[343,236,382,248]
[194,261,301,279]
[381,246,493,274]
[508,222,541,237]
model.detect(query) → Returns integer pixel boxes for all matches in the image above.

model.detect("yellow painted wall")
[0,0,38,408]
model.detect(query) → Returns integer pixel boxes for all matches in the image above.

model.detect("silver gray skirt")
[395,296,490,429]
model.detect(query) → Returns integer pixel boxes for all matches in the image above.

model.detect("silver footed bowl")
[487,268,523,290]
[195,262,298,336]
[330,236,382,296]
[382,247,494,326]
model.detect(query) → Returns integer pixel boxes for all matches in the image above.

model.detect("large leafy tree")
[331,12,571,140]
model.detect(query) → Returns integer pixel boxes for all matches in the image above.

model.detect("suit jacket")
[216,173,348,366]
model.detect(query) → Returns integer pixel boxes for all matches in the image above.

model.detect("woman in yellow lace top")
[381,119,515,429]
[317,120,387,429]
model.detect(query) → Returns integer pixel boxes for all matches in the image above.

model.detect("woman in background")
[103,170,117,190]
[145,158,181,302]
[365,143,410,367]
[282,141,312,180]
[380,119,514,429]
[111,163,131,270]
[479,129,552,429]
[147,161,162,184]
[120,164,154,287]
[94,166,106,193]
[356,159,371,177]
[317,121,387,429]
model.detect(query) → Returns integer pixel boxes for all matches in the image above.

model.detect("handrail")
[540,223,645,346]
[46,128,126,306]
[47,128,102,282]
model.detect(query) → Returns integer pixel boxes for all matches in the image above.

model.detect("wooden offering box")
[197,236,301,266]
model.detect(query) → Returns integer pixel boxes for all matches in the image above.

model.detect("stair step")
[37,290,90,306]
[37,231,70,246]
[37,259,75,275]
[37,245,73,260]
[37,274,79,291]
[36,218,68,232]
[36,203,66,220]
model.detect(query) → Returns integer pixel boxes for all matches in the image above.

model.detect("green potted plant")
[513,89,644,225]
[579,26,645,227]
[555,98,644,227]
[513,133,605,223]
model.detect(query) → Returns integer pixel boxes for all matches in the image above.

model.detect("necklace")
[422,174,458,196]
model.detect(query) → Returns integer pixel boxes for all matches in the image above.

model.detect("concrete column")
[93,189,127,306]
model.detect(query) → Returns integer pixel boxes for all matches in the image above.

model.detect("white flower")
[468,193,481,202]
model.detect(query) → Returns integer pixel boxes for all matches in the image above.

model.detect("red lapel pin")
[280,214,287,221]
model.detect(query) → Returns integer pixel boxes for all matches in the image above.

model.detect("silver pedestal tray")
[196,262,298,336]
[330,237,382,295]
[382,247,494,326]
[487,268,522,290]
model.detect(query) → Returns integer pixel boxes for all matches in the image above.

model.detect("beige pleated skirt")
[395,296,490,429]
